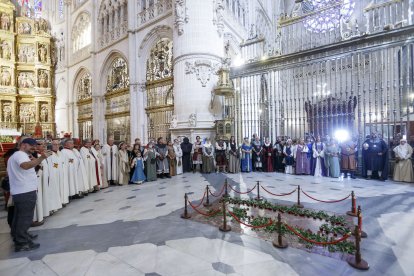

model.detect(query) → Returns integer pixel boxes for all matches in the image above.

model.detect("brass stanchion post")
[273,213,288,248]
[295,185,304,208]
[256,181,262,201]
[203,185,212,207]
[347,191,358,217]
[347,226,369,270]
[223,179,229,198]
[219,200,231,232]
[180,193,191,219]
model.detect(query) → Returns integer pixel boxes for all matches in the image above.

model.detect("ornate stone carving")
[185,59,220,87]
[2,103,12,122]
[213,0,225,37]
[170,114,178,128]
[0,67,11,86]
[174,0,189,36]
[38,44,48,63]
[146,38,173,82]
[19,103,35,122]
[0,12,11,31]
[18,44,36,63]
[106,57,129,92]
[38,70,49,88]
[77,72,92,100]
[188,113,197,127]
[1,40,11,60]
[18,72,35,88]
[40,104,49,122]
[18,21,32,35]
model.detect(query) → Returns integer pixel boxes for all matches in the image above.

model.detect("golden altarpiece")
[0,0,55,136]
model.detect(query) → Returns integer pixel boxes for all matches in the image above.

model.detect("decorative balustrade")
[138,0,172,26]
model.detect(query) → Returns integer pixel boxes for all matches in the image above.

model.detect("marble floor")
[0,172,413,276]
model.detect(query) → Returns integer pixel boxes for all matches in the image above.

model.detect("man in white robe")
[102,137,118,185]
[61,139,83,199]
[80,139,101,192]
[73,146,89,194]
[42,140,64,216]
[393,138,414,183]
[33,141,46,225]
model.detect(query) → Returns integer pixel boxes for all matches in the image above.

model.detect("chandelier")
[303,0,355,33]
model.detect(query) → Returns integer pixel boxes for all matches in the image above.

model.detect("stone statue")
[1,68,11,86]
[188,113,197,127]
[1,41,11,59]
[38,44,47,63]
[171,115,178,128]
[1,13,10,31]
[174,0,188,35]
[19,22,31,34]
[38,71,48,88]
[40,105,48,122]
[3,105,11,122]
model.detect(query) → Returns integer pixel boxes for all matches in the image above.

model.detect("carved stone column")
[171,0,224,141]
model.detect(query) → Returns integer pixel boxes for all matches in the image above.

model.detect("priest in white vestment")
[73,147,89,193]
[33,141,45,225]
[173,139,183,175]
[43,140,64,215]
[80,139,101,191]
[94,142,108,189]
[102,137,118,185]
[393,139,414,183]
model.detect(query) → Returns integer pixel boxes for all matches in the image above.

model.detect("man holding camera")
[7,138,52,252]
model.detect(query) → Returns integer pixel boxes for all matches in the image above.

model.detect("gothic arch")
[72,67,91,101]
[99,51,129,95]
[71,11,91,53]
[138,25,173,61]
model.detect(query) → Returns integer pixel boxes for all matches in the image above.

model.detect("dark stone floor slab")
[212,262,235,274]
[127,196,136,199]
[157,194,166,197]
[156,203,166,207]
[80,209,93,214]
[119,206,131,210]
[94,199,104,202]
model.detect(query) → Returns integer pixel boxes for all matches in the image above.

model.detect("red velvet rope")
[227,184,257,195]
[208,184,226,198]
[189,190,207,208]
[301,190,351,203]
[260,185,297,197]
[187,200,221,217]
[227,209,274,229]
[284,223,351,245]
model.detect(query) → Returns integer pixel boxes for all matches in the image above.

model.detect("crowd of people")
[2,131,413,252]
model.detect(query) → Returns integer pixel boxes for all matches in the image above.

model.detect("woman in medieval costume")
[252,136,263,171]
[295,138,311,175]
[273,137,285,172]
[118,142,130,185]
[167,140,177,176]
[192,136,203,173]
[263,137,273,172]
[283,139,295,174]
[173,139,183,175]
[202,138,215,173]
[144,142,157,182]
[228,136,240,173]
[312,135,326,177]
[325,138,340,178]
[393,138,414,182]
[241,137,253,172]
[340,138,357,179]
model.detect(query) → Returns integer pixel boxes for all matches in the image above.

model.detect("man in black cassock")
[180,137,193,173]
[362,131,388,181]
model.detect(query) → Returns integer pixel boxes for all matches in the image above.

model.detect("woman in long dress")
[241,137,253,172]
[173,139,183,175]
[325,138,340,178]
[144,142,158,182]
[312,135,326,177]
[393,138,414,182]
[202,138,215,173]
[167,140,177,176]
[283,139,295,174]
[94,143,108,189]
[263,137,273,172]
[192,136,203,173]
[295,138,311,175]
[228,136,240,173]
[118,142,130,185]
[131,151,146,184]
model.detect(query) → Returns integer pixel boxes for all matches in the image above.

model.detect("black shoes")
[28,233,38,240]
[15,242,40,252]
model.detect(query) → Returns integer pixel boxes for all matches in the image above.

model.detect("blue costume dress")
[241,143,253,172]
[131,157,146,183]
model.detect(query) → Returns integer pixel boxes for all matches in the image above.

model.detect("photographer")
[7,138,52,252]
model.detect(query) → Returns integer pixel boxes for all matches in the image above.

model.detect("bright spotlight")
[233,56,245,67]
[334,129,350,143]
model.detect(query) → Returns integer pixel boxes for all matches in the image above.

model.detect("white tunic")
[73,148,89,192]
[53,151,69,205]
[61,149,80,196]
[42,154,63,217]
[80,147,100,190]
[33,163,44,222]
[102,144,119,181]
[173,144,183,175]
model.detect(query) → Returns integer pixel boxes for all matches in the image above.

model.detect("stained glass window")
[59,0,64,19]
[18,0,42,18]
[303,0,355,33]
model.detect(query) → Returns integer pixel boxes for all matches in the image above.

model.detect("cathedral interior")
[0,0,414,275]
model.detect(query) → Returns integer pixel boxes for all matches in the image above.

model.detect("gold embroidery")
[53,163,58,168]
[69,159,74,163]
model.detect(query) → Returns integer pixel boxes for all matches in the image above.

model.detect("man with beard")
[156,137,170,178]
[61,139,84,199]
[362,131,388,181]
[180,137,193,173]
[273,137,284,172]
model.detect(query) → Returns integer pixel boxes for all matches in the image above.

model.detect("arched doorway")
[104,57,130,143]
[145,38,174,141]
[76,70,93,140]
